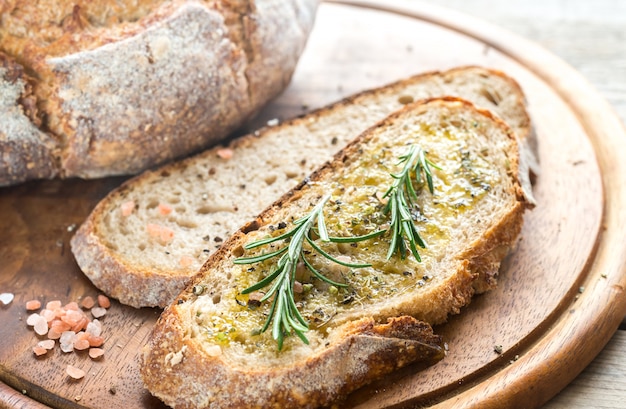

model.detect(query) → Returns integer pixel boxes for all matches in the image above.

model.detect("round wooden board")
[1,1,625,408]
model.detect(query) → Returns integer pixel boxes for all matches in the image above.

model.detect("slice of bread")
[140,98,529,408]
[71,66,535,308]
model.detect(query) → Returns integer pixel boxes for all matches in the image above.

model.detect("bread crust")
[0,0,318,182]
[142,312,443,409]
[0,53,58,186]
[71,66,535,308]
[141,98,529,408]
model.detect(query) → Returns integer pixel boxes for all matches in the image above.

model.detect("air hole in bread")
[264,174,277,185]
[398,95,414,105]
[196,205,233,214]
[160,170,170,177]
[138,243,146,251]
[284,169,299,179]
[480,88,501,106]
[176,219,198,229]
[232,245,244,258]
[146,199,159,209]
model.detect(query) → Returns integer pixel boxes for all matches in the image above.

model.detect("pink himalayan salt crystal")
[158,202,173,216]
[60,331,76,353]
[38,339,55,350]
[25,299,41,311]
[80,296,95,309]
[91,307,107,318]
[86,320,102,337]
[26,313,49,336]
[46,300,62,310]
[120,200,135,217]
[146,223,175,244]
[66,365,85,380]
[216,147,233,159]
[33,346,48,356]
[89,348,104,360]
[0,293,14,305]
[97,294,111,309]
[74,339,90,351]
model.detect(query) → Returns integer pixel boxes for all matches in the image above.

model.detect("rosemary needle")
[382,144,439,261]
[235,144,437,348]
[235,194,383,349]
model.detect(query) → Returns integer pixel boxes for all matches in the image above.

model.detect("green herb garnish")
[382,144,439,261]
[235,195,383,349]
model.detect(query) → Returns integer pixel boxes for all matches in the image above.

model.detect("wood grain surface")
[1,1,625,408]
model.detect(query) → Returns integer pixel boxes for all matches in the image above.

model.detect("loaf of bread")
[70,66,536,308]
[141,98,529,408]
[0,0,319,186]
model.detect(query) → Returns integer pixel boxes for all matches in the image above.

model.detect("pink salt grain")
[33,346,48,356]
[46,300,62,311]
[97,294,110,309]
[120,200,135,217]
[25,300,41,311]
[26,313,41,326]
[50,319,71,333]
[40,309,56,323]
[146,223,175,244]
[87,335,104,347]
[33,316,49,336]
[216,147,233,159]
[0,293,14,305]
[64,301,79,311]
[60,331,76,352]
[179,256,195,268]
[89,348,104,360]
[74,339,90,351]
[158,202,173,216]
[80,296,95,309]
[38,339,55,350]
[91,307,106,318]
[66,365,85,380]
[47,328,62,340]
[86,320,102,337]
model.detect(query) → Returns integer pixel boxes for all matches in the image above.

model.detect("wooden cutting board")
[2,0,626,408]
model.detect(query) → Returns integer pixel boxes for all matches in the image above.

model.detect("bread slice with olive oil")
[141,98,529,409]
[71,66,535,308]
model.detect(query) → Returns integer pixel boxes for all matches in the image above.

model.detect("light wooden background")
[427,1,626,407]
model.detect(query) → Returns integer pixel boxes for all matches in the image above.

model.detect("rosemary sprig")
[235,194,383,349]
[382,144,439,261]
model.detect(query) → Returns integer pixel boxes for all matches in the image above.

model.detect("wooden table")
[429,1,626,408]
[1,0,625,408]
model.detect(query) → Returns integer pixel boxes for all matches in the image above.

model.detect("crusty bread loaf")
[0,0,318,186]
[141,98,529,408]
[70,66,535,308]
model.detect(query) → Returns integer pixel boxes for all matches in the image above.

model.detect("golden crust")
[0,52,58,186]
[142,309,444,409]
